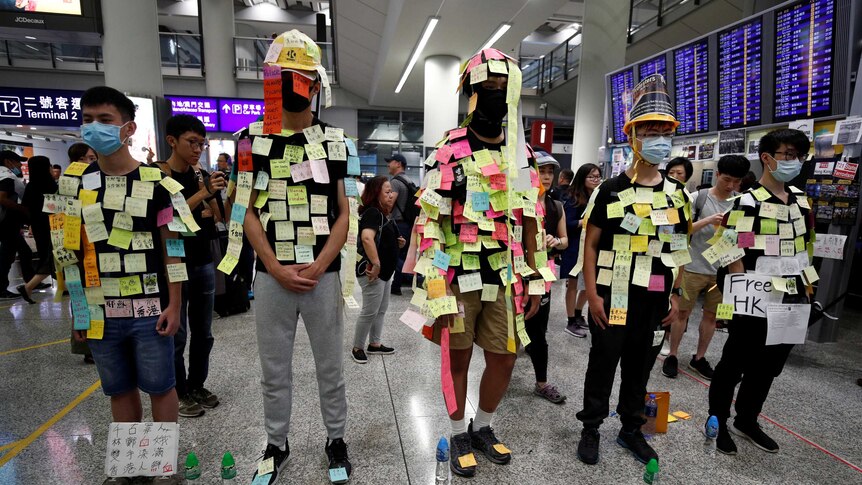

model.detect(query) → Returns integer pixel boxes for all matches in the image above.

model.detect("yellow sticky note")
[617,188,636,207]
[64,162,89,177]
[87,319,105,340]
[63,215,81,250]
[606,202,624,219]
[458,453,477,468]
[716,303,734,320]
[287,186,308,205]
[159,176,184,194]
[630,235,649,253]
[271,159,291,179]
[802,266,819,285]
[427,279,446,299]
[119,275,143,296]
[652,191,668,209]
[167,263,189,283]
[667,414,678,423]
[217,254,240,275]
[633,203,652,218]
[78,189,98,206]
[493,444,511,455]
[752,186,771,201]
[672,411,691,420]
[666,208,680,225]
[598,250,615,267]
[139,166,162,182]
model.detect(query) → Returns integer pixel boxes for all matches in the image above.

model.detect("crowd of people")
[5,29,831,485]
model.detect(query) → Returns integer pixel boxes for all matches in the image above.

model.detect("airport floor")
[2,276,862,485]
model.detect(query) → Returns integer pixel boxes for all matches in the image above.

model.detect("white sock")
[450,417,467,436]
[473,409,494,430]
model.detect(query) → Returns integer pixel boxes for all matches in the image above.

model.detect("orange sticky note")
[427,279,446,299]
[458,453,477,468]
[293,72,311,99]
[672,411,691,420]
[493,444,511,455]
[666,208,681,225]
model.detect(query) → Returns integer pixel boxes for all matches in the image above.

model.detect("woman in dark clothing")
[17,156,57,303]
[351,176,406,364]
[562,163,601,338]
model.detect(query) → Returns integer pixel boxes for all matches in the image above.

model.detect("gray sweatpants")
[255,271,347,445]
[353,276,392,349]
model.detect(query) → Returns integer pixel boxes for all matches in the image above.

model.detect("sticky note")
[432,250,451,270]
[802,266,819,285]
[287,186,308,205]
[166,263,189,283]
[716,303,734,319]
[672,411,691,420]
[648,275,664,292]
[166,239,185,257]
[294,244,314,263]
[596,268,613,286]
[258,458,274,476]
[606,201,625,219]
[123,253,147,273]
[630,235,649,253]
[82,172,101,190]
[613,235,631,252]
[427,279,447,299]
[139,166,162,182]
[328,467,349,483]
[159,176,184,194]
[107,228,133,249]
[617,188,636,207]
[310,158,330,183]
[118,275,142,296]
[752,186,771,201]
[493,443,511,455]
[458,453,477,468]
[760,219,778,235]
[302,124,325,145]
[480,284,499,302]
[667,414,679,423]
[620,213,642,234]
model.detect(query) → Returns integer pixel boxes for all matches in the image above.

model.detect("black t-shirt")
[588,172,690,300]
[170,167,213,267]
[83,162,173,312]
[23,181,56,242]
[0,178,21,228]
[241,119,347,273]
[358,207,399,281]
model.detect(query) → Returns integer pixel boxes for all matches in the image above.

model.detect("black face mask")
[469,85,508,138]
[281,73,315,112]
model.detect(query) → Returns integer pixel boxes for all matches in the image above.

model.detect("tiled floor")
[1,278,862,484]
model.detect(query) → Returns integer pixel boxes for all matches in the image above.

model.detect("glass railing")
[628,0,697,40]
[234,36,337,84]
[158,32,203,76]
[519,33,581,94]
[0,39,102,70]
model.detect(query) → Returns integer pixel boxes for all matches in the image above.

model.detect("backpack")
[693,189,708,222]
[392,174,419,223]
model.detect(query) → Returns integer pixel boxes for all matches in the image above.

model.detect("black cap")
[0,150,26,163]
[386,153,407,166]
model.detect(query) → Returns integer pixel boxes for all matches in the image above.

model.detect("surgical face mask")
[11,167,21,177]
[638,136,672,165]
[81,121,128,156]
[768,156,802,182]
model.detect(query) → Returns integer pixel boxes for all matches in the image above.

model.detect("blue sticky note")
[166,239,185,257]
[472,191,490,211]
[347,156,360,176]
[344,178,358,197]
[230,204,247,224]
[67,280,90,330]
[344,138,357,156]
[432,249,451,270]
[252,474,272,485]
[328,467,349,483]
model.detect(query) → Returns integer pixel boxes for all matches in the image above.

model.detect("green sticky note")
[613,234,630,251]
[617,188,636,207]
[727,210,744,227]
[283,145,305,164]
[139,166,162,182]
[489,191,509,212]
[795,235,805,252]
[760,218,778,235]
[462,254,480,270]
[716,303,734,320]
[107,227,133,250]
[638,218,656,235]
[652,191,668,209]
[488,251,507,271]
[752,186,771,201]
[534,250,548,269]
[607,201,625,219]
[270,159,291,179]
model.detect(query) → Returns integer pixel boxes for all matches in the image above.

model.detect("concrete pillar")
[424,56,460,150]
[100,0,163,96]
[571,0,629,169]
[201,0,237,97]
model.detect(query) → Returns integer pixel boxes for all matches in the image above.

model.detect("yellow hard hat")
[265,30,322,71]
[622,74,679,137]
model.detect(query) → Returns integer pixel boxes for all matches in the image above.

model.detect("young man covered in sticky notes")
[663,155,750,380]
[412,49,542,479]
[156,115,227,419]
[65,87,187,484]
[227,30,354,485]
[575,74,691,467]
[707,129,815,456]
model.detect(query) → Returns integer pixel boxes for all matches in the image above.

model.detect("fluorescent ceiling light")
[477,22,511,53]
[25,35,36,40]
[395,16,439,94]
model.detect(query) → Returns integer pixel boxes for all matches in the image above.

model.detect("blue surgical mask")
[81,121,128,156]
[11,167,22,177]
[638,136,672,165]
[768,156,802,182]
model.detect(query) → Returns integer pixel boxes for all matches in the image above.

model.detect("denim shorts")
[87,316,176,396]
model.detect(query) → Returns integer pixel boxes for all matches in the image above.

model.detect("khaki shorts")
[430,283,514,354]
[679,270,722,313]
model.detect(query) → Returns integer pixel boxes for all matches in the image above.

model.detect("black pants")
[392,221,412,289]
[0,226,32,291]
[577,292,666,430]
[708,315,794,425]
[525,291,552,382]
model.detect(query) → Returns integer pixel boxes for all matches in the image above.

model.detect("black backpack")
[392,174,419,223]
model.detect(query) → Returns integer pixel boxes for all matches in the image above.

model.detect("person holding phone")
[351,176,405,363]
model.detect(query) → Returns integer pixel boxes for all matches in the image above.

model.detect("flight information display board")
[610,68,635,144]
[638,55,667,80]
[674,38,709,135]
[773,0,835,121]
[718,19,763,129]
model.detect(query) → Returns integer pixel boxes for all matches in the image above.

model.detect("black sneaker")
[662,355,678,378]
[0,290,19,300]
[732,421,779,453]
[189,387,220,409]
[689,355,714,380]
[616,429,658,464]
[716,422,737,455]
[366,344,395,355]
[251,442,289,485]
[351,348,367,364]
[576,428,600,465]
[449,432,477,477]
[390,287,402,296]
[325,438,352,484]
[468,419,511,465]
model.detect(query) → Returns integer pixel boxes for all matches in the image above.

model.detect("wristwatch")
[671,287,683,297]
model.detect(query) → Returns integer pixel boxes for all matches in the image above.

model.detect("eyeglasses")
[586,175,602,181]
[184,139,208,150]
[773,151,802,161]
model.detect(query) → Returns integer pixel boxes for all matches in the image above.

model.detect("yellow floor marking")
[0,338,67,357]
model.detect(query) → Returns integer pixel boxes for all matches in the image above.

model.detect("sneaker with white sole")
[731,421,779,453]
[251,442,290,485]
[659,341,671,356]
[178,396,204,418]
[351,348,367,364]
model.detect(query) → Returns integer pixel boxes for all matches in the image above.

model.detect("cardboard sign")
[722,273,783,318]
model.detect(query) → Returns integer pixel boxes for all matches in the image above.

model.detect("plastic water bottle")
[184,452,201,480]
[221,451,237,482]
[643,458,659,484]
[644,394,658,435]
[435,436,450,484]
[704,415,719,456]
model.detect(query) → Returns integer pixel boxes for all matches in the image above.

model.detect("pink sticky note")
[440,328,459,416]
[466,55,483,71]
[535,201,545,217]
[445,267,455,284]
[513,209,523,225]
[449,127,467,139]
[459,224,478,243]
[489,174,507,190]
[450,139,473,160]
[157,206,173,227]
[513,278,523,296]
[493,221,508,241]
[765,235,780,256]
[419,237,434,252]
[435,144,453,163]
[310,159,330,183]
[439,164,454,183]
[482,48,506,60]
[440,180,452,191]
[485,209,504,219]
[545,281,552,293]
[530,170,540,188]
[648,275,665,292]
[480,163,501,176]
[514,295,524,313]
[511,242,524,257]
[737,231,755,248]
